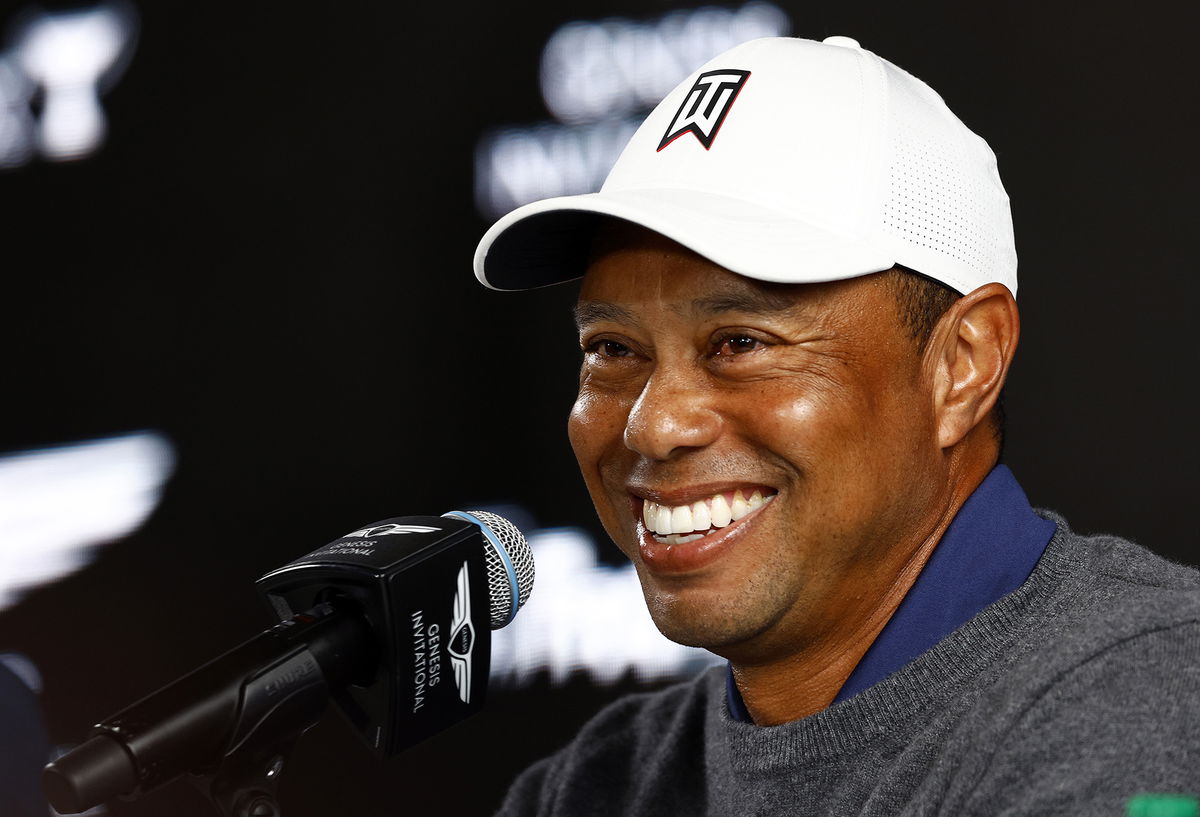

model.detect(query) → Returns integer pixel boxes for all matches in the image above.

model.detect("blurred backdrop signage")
[0,1,137,169]
[0,432,174,612]
[474,2,790,219]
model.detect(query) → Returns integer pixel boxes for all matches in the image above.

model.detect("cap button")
[822,35,862,49]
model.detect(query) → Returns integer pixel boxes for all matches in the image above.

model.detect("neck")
[730,445,996,726]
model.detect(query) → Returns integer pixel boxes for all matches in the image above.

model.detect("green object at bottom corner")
[1127,794,1200,817]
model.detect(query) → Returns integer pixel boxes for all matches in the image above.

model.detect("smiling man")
[474,36,1200,815]
[569,224,1016,727]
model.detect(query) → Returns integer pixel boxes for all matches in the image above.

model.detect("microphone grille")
[448,510,535,629]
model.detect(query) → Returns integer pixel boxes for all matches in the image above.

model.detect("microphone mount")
[44,602,374,817]
[42,511,534,816]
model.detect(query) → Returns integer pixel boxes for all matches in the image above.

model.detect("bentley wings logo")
[658,68,750,151]
[448,562,475,704]
[341,523,441,539]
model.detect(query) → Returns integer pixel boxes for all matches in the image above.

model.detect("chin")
[641,584,769,653]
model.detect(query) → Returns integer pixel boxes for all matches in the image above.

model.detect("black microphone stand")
[185,668,321,817]
[186,604,371,817]
[190,735,300,817]
[44,604,376,817]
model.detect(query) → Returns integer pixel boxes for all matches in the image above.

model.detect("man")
[473,36,1200,815]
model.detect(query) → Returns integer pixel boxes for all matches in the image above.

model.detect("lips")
[632,486,777,574]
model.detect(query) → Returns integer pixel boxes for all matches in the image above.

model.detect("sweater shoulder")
[959,526,1200,814]
[1041,518,1200,629]
[978,521,1200,728]
[562,665,718,760]
[493,668,721,817]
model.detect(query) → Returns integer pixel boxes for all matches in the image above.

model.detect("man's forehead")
[571,218,883,328]
[573,279,802,330]
[577,221,837,329]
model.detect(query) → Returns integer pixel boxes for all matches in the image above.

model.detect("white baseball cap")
[474,36,1016,296]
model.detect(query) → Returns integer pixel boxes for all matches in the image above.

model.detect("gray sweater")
[496,517,1200,815]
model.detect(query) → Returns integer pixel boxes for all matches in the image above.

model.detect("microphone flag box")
[255,515,492,757]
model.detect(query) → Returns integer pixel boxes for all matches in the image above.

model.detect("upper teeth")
[642,489,772,536]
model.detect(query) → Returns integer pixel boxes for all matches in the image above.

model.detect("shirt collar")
[726,464,1056,722]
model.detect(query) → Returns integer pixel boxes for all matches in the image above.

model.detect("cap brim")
[474,187,896,291]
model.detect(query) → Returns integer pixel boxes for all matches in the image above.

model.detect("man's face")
[568,226,947,663]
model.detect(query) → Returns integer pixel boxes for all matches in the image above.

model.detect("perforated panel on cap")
[474,37,1018,296]
[879,64,1016,294]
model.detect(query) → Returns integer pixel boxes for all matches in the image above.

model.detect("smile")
[641,489,776,544]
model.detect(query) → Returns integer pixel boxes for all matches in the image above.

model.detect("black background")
[0,1,1196,815]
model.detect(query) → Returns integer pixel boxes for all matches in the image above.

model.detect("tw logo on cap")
[657,69,750,152]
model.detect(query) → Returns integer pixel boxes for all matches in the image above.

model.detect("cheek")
[569,388,638,551]
[732,382,847,468]
[757,368,933,525]
[759,389,824,437]
[733,374,911,495]
[568,387,626,474]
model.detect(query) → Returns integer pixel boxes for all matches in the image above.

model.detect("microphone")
[42,510,535,815]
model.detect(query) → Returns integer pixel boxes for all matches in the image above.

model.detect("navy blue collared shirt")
[726,464,1056,722]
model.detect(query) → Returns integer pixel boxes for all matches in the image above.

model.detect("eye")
[583,338,637,359]
[712,332,767,356]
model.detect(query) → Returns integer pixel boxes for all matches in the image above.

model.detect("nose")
[623,368,722,461]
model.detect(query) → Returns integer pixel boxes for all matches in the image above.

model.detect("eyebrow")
[573,301,638,331]
[574,286,800,330]
[683,288,799,318]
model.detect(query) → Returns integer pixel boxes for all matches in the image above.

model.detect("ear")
[927,283,1020,450]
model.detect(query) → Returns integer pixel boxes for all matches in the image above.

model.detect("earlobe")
[929,284,1019,450]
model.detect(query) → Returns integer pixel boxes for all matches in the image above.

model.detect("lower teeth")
[653,529,714,545]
